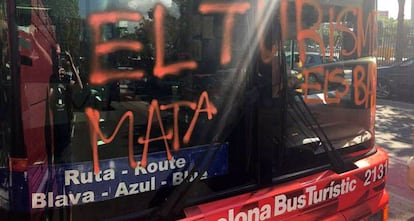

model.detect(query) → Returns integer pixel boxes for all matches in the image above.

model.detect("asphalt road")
[375,98,414,221]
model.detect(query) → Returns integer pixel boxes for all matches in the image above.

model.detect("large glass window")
[28,0,260,218]
[256,1,377,175]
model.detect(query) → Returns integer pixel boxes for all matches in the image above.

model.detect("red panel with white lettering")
[182,148,388,220]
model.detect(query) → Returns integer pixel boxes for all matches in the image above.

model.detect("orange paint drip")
[85,92,217,173]
[296,0,324,63]
[336,7,358,57]
[161,101,197,151]
[85,108,136,175]
[329,8,335,60]
[183,91,217,143]
[95,41,143,56]
[301,66,323,104]
[326,68,350,104]
[359,62,376,109]
[153,4,197,78]
[137,100,173,167]
[89,70,144,85]
[370,62,377,130]
[357,9,376,57]
[199,2,251,65]
[353,65,367,106]
[88,11,145,85]
[88,11,142,25]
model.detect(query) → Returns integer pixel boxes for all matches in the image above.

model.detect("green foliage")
[378,16,397,26]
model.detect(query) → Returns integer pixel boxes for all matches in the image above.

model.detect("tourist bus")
[0,0,388,220]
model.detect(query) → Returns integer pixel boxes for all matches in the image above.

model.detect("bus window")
[17,0,261,219]
[255,0,377,176]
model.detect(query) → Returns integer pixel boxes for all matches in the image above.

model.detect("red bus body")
[182,149,388,221]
